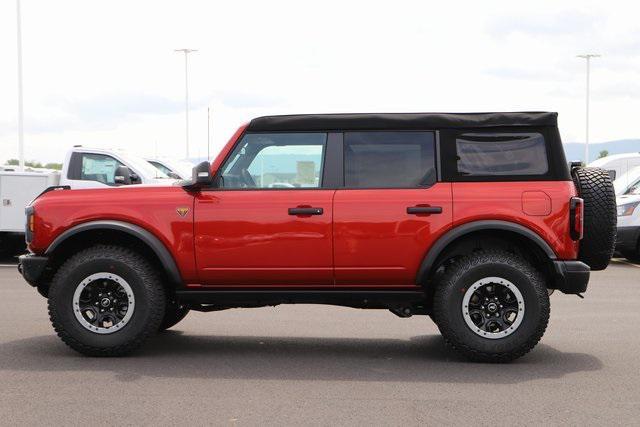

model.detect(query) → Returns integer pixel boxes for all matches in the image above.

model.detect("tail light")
[570,197,584,241]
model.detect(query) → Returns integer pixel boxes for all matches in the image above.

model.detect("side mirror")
[192,161,213,186]
[607,169,616,181]
[114,166,132,185]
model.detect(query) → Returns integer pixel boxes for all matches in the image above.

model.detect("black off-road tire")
[160,298,190,331]
[48,245,165,356]
[572,167,617,271]
[432,250,550,363]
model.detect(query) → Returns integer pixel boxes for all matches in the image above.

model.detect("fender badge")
[176,207,190,217]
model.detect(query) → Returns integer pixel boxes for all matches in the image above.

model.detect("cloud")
[484,66,570,81]
[60,93,185,123]
[487,10,602,38]
[214,90,285,109]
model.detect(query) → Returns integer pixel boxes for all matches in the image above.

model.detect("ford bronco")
[18,112,617,362]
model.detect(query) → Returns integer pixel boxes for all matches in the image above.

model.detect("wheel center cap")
[100,298,111,308]
[487,302,498,313]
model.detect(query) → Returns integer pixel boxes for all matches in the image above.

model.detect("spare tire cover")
[572,167,617,271]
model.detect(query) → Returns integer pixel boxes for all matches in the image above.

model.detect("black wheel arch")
[416,220,557,286]
[45,220,183,287]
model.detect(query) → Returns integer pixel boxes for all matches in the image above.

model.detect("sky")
[1,0,639,164]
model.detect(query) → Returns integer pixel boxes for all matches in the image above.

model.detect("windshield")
[628,181,640,195]
[615,166,640,195]
[148,159,195,179]
[124,153,170,179]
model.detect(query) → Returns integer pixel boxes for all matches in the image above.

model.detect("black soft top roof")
[247,112,557,132]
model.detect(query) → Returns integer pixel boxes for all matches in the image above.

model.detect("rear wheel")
[432,250,549,363]
[48,245,165,356]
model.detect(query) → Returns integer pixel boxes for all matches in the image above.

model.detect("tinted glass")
[220,133,326,189]
[456,133,548,176]
[80,154,124,185]
[344,132,436,188]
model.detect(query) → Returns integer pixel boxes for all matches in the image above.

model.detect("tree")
[44,163,63,170]
[4,159,47,169]
[598,150,609,159]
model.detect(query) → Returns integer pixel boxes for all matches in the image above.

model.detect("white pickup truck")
[0,146,179,256]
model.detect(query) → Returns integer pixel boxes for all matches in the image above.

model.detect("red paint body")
[28,125,578,288]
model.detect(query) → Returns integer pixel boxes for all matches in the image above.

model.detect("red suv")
[18,112,617,362]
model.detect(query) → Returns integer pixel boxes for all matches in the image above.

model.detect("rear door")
[333,131,453,287]
[194,132,336,286]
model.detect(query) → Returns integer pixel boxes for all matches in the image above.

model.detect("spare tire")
[572,167,617,270]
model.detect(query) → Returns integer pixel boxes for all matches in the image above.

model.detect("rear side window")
[344,132,436,188]
[455,132,548,176]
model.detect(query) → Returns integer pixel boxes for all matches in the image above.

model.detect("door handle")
[407,206,442,215]
[288,207,324,216]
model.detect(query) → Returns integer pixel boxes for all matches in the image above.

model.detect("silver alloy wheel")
[72,272,135,334]
[462,277,525,339]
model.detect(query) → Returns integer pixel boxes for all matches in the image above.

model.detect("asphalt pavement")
[1,258,639,425]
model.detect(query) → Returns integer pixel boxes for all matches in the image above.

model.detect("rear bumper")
[615,226,640,253]
[17,254,48,287]
[552,260,590,294]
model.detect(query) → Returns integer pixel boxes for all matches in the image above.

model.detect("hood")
[617,194,640,205]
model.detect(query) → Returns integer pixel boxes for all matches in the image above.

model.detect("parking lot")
[1,258,639,425]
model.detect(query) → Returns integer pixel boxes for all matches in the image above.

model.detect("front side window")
[344,131,436,188]
[220,133,327,189]
[80,154,125,185]
[456,133,548,176]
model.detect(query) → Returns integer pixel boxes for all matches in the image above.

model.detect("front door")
[194,132,334,287]
[333,131,453,287]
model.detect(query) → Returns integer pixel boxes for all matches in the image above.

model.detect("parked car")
[59,146,172,189]
[18,112,617,362]
[589,152,640,182]
[1,147,176,256]
[614,165,640,196]
[146,158,195,180]
[616,185,640,261]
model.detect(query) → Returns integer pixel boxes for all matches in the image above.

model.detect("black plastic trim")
[45,220,183,286]
[176,289,427,309]
[551,260,590,294]
[17,254,48,287]
[415,220,557,284]
[322,132,343,188]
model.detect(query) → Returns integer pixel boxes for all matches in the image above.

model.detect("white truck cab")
[60,147,172,188]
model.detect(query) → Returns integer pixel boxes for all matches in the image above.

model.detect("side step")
[175,289,427,310]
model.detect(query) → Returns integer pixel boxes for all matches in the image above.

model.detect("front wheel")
[432,250,550,363]
[48,245,165,356]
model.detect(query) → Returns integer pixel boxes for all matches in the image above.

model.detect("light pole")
[207,106,211,160]
[174,48,197,159]
[16,0,25,171]
[577,53,600,164]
